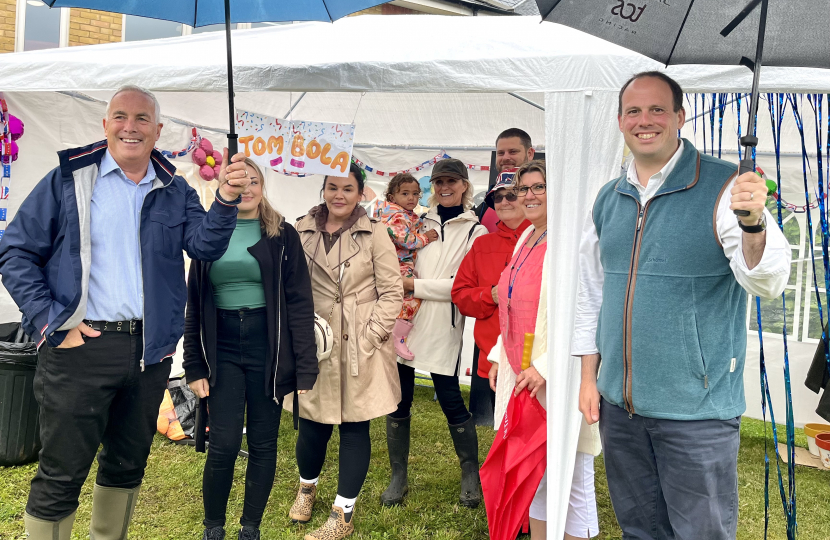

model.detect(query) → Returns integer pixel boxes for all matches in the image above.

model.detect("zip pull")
[628,412,633,420]
[704,375,708,389]
[636,208,644,231]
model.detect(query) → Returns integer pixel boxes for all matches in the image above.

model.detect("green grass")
[1,386,829,539]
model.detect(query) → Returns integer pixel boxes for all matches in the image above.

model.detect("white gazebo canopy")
[2,15,829,538]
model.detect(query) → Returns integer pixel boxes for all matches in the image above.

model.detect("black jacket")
[183,221,318,404]
[807,327,830,422]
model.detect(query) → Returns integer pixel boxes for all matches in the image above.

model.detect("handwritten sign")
[236,110,355,177]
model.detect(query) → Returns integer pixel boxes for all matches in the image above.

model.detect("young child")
[377,172,439,360]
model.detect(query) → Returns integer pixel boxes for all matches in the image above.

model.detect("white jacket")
[403,207,487,376]
[489,225,601,456]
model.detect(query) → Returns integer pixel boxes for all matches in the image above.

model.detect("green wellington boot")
[380,415,411,506]
[89,484,141,540]
[23,510,76,540]
[448,416,482,508]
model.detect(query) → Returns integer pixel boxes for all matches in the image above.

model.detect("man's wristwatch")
[738,214,766,233]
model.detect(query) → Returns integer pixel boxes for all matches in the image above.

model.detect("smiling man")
[0,85,250,540]
[571,72,792,539]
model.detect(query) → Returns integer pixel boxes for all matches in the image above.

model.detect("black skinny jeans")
[203,308,282,529]
[392,363,471,425]
[295,419,371,499]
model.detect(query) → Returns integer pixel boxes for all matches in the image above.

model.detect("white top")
[571,142,792,356]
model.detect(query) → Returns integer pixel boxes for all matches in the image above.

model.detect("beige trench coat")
[287,212,403,424]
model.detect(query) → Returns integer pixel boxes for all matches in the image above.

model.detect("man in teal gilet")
[571,72,791,539]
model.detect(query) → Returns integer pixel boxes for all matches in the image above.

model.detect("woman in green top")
[183,159,319,540]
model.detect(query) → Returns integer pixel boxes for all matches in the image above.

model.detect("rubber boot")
[380,415,411,506]
[448,416,482,508]
[89,483,141,540]
[289,481,317,524]
[303,505,354,540]
[23,510,76,540]
[393,319,415,361]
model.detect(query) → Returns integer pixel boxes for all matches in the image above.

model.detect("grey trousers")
[598,398,740,540]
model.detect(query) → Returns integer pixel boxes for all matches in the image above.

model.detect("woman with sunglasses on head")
[183,159,319,540]
[381,159,488,509]
[288,162,403,540]
[488,161,601,540]
[451,170,530,410]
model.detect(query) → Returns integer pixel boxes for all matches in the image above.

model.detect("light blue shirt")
[85,150,156,321]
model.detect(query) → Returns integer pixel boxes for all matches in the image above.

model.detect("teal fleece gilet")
[593,140,745,421]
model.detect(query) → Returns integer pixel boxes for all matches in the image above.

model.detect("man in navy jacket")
[0,85,250,540]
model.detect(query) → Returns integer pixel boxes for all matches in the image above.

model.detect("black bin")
[0,322,41,466]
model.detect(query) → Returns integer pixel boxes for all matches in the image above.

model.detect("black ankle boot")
[448,415,482,508]
[238,526,260,540]
[202,526,225,540]
[380,415,411,506]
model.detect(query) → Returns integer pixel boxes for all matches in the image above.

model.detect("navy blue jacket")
[0,140,237,366]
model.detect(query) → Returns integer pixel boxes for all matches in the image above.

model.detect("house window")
[21,0,62,51]
[192,23,240,34]
[124,15,183,41]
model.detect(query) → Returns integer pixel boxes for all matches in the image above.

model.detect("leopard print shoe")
[303,505,354,540]
[289,482,317,524]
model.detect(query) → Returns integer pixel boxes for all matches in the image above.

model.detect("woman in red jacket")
[451,172,530,399]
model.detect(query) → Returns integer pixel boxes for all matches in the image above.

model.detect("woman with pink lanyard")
[488,160,600,540]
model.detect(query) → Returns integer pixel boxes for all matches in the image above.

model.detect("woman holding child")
[380,159,488,509]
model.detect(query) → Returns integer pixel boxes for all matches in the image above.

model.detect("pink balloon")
[199,138,213,154]
[213,164,221,178]
[8,115,23,141]
[192,147,206,166]
[211,150,223,166]
[199,164,216,181]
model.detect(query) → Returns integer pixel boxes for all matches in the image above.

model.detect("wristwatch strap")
[737,215,766,234]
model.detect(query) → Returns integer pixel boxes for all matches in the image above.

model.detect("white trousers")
[528,451,599,538]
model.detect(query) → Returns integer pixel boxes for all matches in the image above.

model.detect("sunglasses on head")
[493,191,518,203]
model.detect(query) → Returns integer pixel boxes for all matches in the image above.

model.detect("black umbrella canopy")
[536,0,830,69]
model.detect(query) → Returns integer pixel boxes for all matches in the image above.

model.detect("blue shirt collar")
[100,149,156,186]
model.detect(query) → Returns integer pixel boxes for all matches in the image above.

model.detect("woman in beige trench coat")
[286,162,403,540]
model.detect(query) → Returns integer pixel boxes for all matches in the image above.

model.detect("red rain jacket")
[451,219,530,377]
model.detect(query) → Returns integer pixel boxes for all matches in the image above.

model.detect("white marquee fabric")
[1,15,830,539]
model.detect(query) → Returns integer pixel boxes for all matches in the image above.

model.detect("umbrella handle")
[733,159,754,217]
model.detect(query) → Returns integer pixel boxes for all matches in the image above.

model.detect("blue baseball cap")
[485,168,517,208]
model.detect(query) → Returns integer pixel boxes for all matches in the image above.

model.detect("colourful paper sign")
[236,110,355,177]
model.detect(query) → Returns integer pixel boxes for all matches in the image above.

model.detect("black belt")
[83,319,143,335]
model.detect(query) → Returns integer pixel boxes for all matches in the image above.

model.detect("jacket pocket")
[149,211,186,260]
[682,311,707,382]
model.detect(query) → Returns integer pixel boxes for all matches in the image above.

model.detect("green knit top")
[209,219,266,310]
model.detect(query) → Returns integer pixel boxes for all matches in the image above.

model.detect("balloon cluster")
[0,114,23,164]
[191,138,223,181]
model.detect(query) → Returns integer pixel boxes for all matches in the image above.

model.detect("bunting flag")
[0,99,12,241]
[157,127,201,159]
[353,152,490,177]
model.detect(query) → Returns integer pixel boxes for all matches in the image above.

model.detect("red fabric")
[481,207,499,233]
[481,390,547,540]
[451,220,530,377]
